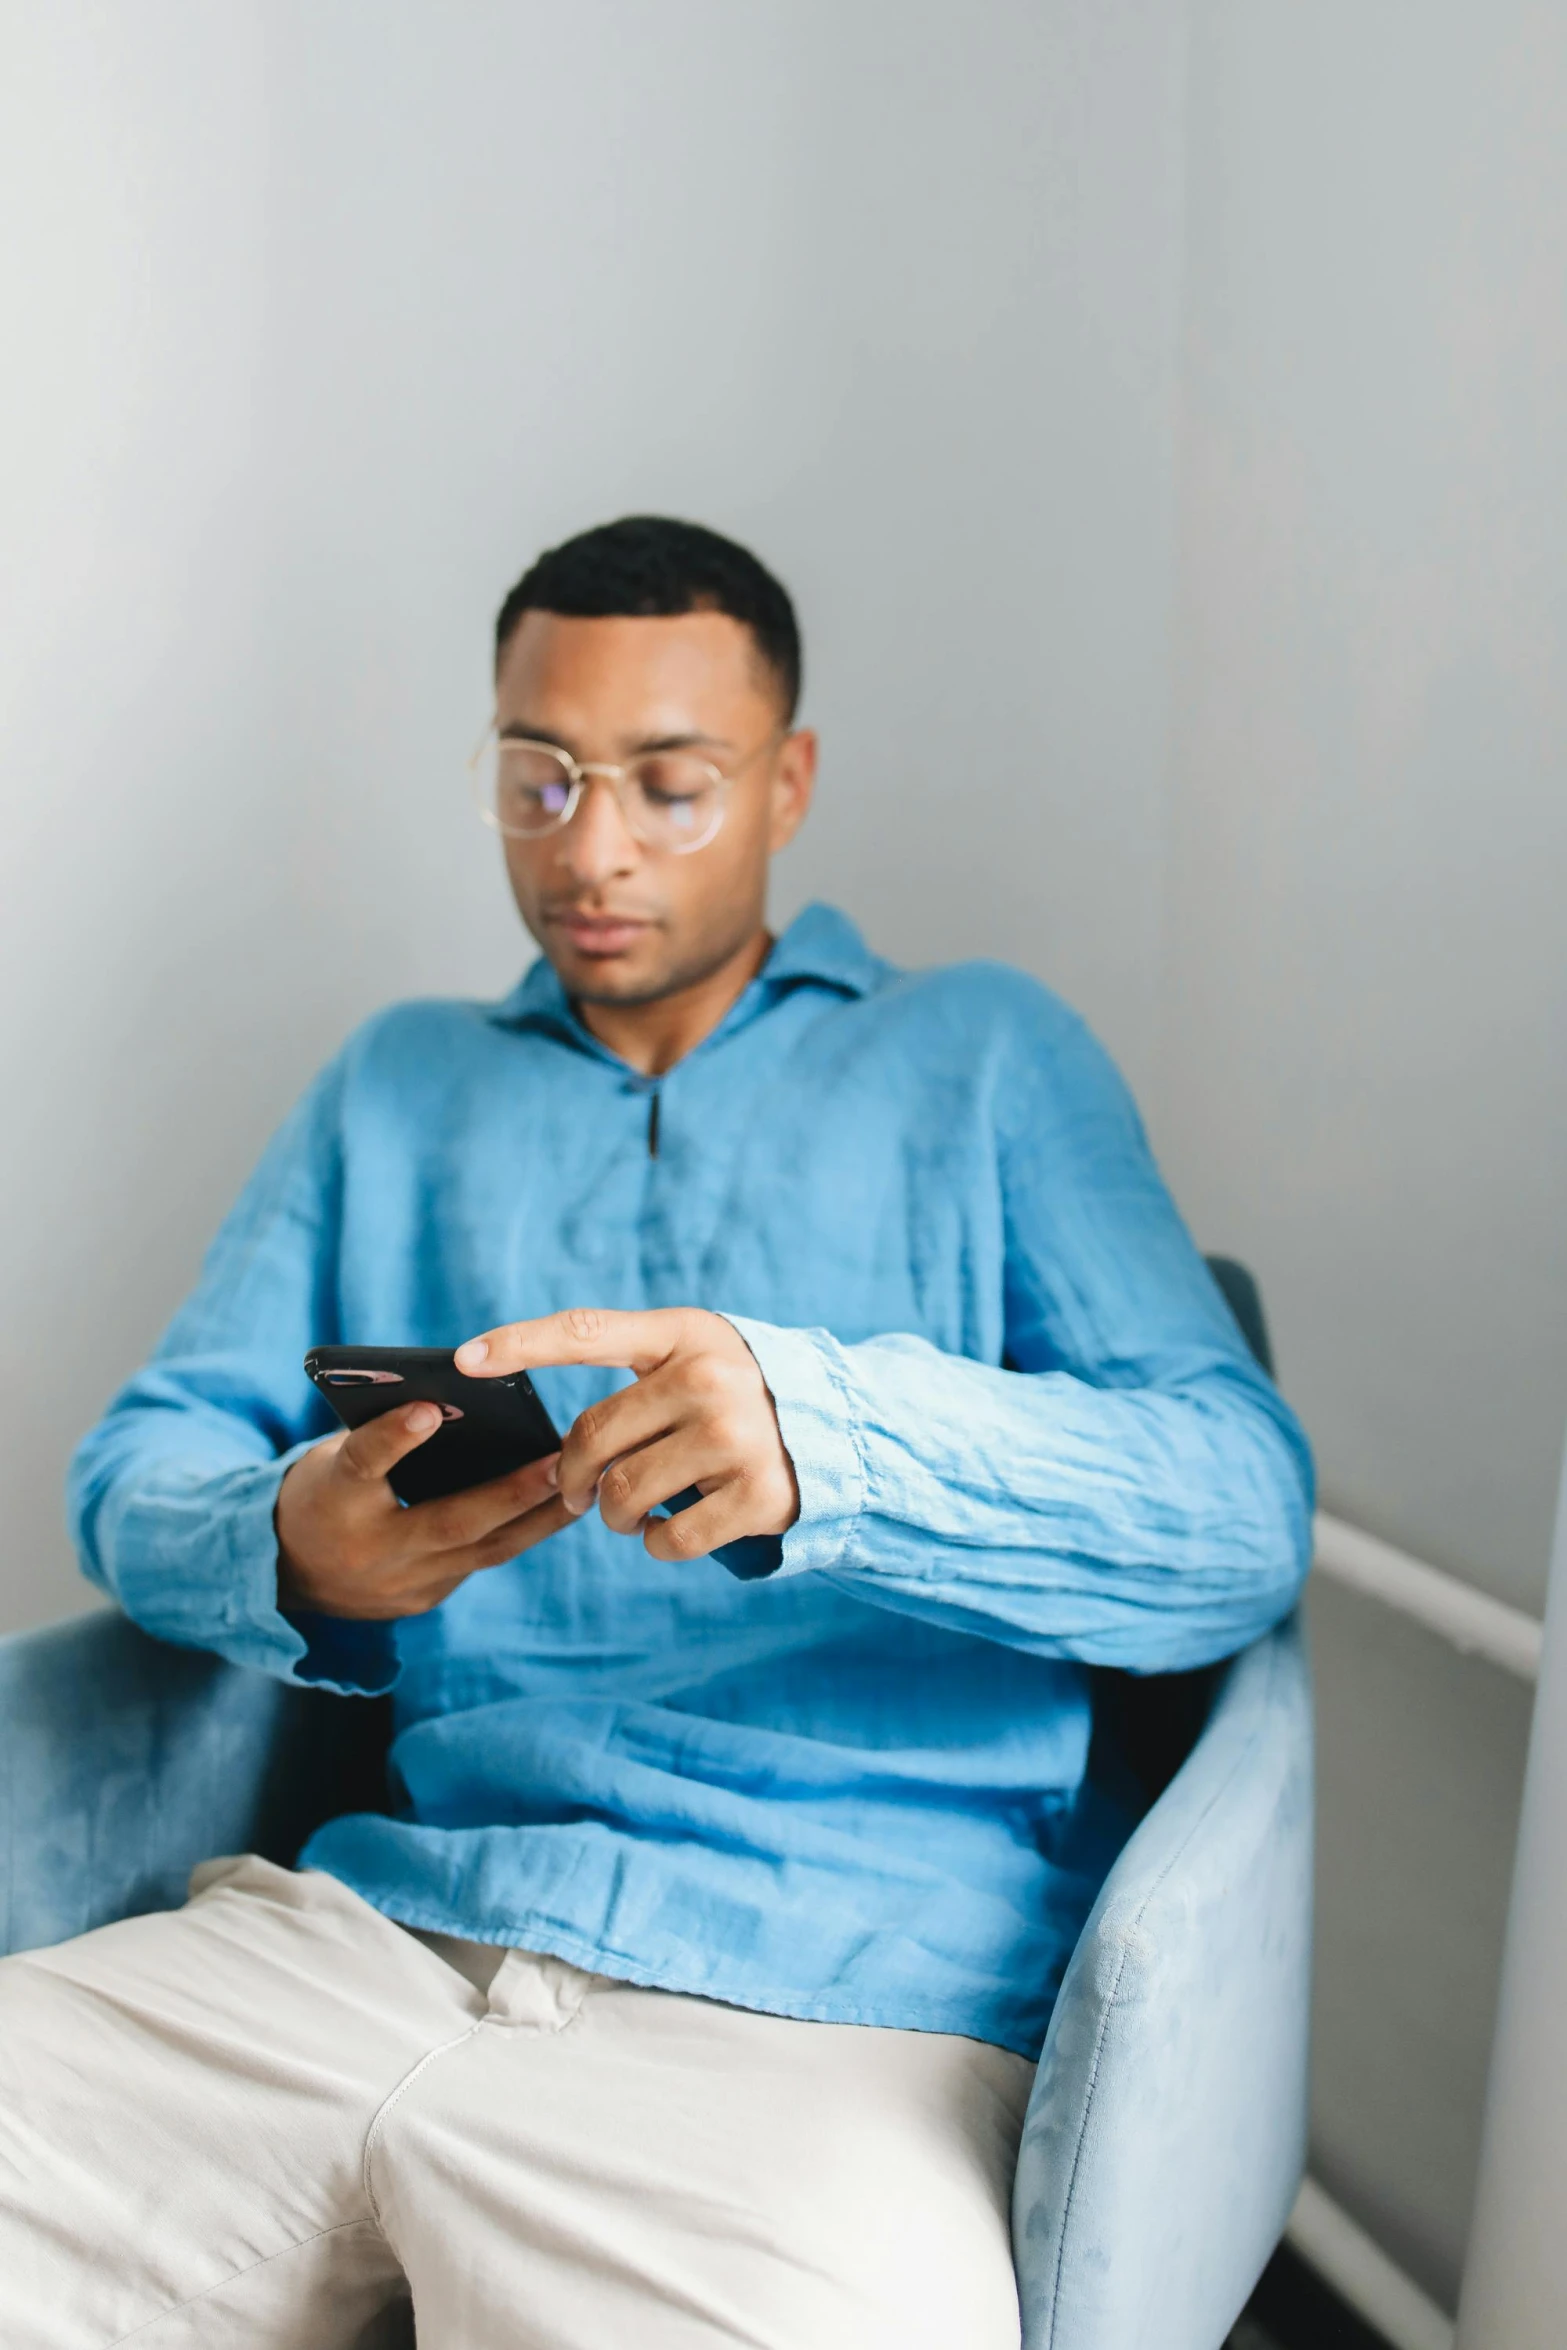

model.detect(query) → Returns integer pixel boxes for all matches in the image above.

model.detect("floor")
[1225,2245,1395,2350]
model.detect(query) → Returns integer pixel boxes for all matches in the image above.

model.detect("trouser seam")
[106,2219,389,2347]
[361,2019,486,2227]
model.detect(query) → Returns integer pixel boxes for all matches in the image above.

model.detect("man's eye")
[513,781,570,815]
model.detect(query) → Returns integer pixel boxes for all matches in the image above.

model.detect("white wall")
[1159,0,1567,2308]
[0,0,1188,1634]
[1160,0,1567,1614]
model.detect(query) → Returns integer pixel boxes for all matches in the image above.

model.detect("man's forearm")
[724,1317,1314,1673]
[69,1398,397,1692]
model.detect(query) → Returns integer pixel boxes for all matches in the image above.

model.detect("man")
[1,517,1312,2348]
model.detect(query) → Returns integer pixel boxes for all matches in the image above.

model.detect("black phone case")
[303,1346,560,1506]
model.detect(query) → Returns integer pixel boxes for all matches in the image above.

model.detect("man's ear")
[767,729,818,855]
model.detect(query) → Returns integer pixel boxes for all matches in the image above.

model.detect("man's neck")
[576,927,773,1077]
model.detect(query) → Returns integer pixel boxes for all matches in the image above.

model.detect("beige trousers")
[0,1856,1032,2349]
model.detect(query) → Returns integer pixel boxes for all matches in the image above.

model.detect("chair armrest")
[1014,1618,1313,2350]
[0,1609,388,1957]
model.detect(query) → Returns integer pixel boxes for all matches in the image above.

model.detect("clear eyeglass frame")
[469,725,784,857]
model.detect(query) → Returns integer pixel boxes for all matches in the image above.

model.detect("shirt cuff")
[718,1316,867,1578]
[104,1442,401,1697]
[281,1608,401,1693]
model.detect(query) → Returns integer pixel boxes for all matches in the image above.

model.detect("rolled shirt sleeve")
[67,1058,399,1698]
[723,1006,1314,1674]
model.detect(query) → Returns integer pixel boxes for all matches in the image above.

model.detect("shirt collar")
[486,901,882,1034]
[756,902,883,998]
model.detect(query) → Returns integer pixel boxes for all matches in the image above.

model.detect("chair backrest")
[0,1609,390,1955]
[1009,1253,1309,2345]
[1015,1619,1313,2349]
[1206,1254,1275,1378]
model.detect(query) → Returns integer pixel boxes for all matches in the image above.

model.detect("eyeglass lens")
[479,741,725,853]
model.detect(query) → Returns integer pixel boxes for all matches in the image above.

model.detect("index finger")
[454,1306,687,1380]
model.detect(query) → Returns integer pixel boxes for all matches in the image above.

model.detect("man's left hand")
[454,1308,799,1561]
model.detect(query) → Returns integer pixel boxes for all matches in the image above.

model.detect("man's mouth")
[547,909,655,958]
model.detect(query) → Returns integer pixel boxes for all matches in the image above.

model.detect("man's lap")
[0,1855,1030,2350]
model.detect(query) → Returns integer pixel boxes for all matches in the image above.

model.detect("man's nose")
[553,776,641,885]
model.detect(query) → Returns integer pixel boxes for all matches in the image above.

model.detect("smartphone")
[303,1346,560,1507]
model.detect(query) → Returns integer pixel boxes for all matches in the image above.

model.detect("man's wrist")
[716,1316,865,1576]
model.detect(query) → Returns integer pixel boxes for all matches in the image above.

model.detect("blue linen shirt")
[69,904,1313,2056]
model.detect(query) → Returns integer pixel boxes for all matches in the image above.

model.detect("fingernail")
[454,1339,488,1371]
[542,1454,560,1489]
[408,1403,442,1433]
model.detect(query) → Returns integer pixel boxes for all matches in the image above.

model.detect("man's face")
[493,609,815,1005]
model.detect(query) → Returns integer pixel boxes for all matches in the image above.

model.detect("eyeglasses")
[470,726,783,857]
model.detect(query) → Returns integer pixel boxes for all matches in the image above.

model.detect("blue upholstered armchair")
[0,1264,1312,2350]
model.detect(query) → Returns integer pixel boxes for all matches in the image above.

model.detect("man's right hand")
[275,1404,568,1620]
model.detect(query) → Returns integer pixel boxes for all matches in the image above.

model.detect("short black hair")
[494,515,801,719]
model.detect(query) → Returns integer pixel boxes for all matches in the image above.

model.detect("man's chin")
[548,942,675,1007]
[566,964,671,1008]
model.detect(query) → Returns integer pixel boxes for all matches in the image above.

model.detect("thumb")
[336,1400,444,1486]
